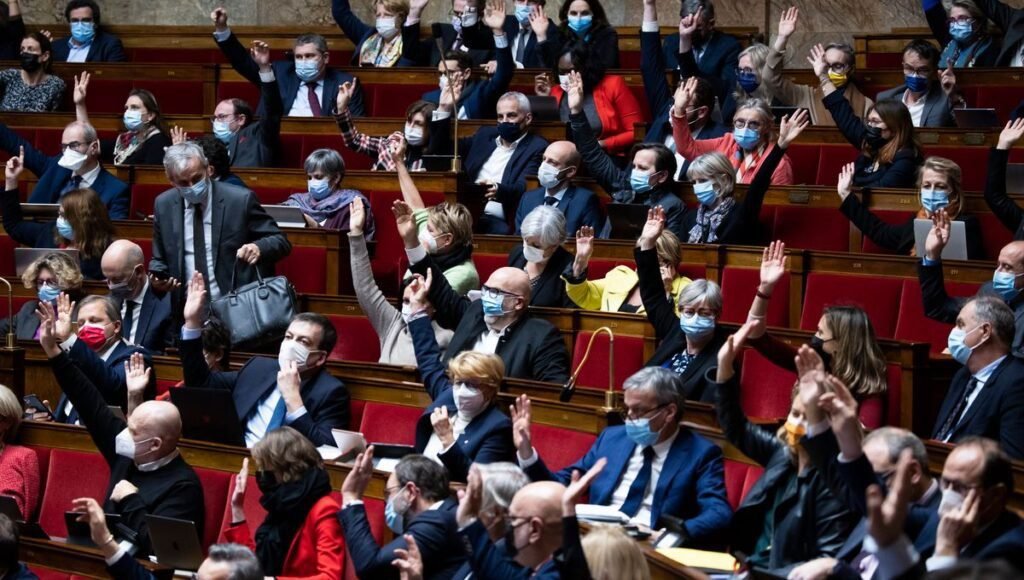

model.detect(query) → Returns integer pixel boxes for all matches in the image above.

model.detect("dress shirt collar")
[973,355,1006,385]
[77,162,102,187]
[545,182,569,198]
[495,131,528,149]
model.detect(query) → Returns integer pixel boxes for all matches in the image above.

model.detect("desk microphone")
[560,326,615,405]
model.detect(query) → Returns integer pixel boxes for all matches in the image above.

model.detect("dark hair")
[958,436,1014,490]
[0,514,18,571]
[64,0,101,26]
[194,135,232,180]
[629,143,677,182]
[405,99,436,123]
[229,98,254,128]
[690,77,715,112]
[866,99,920,166]
[202,316,232,368]
[293,312,337,355]
[23,32,54,72]
[395,455,450,502]
[554,41,605,93]
[207,543,264,580]
[58,188,115,260]
[680,0,715,20]
[442,50,474,72]
[127,89,169,136]
[903,38,939,69]
[558,0,610,36]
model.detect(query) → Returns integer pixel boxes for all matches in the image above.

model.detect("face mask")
[453,381,486,419]
[56,216,75,240]
[308,178,331,201]
[537,162,566,190]
[504,519,522,559]
[679,313,715,339]
[19,53,41,73]
[255,470,279,493]
[737,70,759,94]
[376,17,399,39]
[992,271,1023,301]
[630,169,654,195]
[385,489,409,534]
[78,323,111,351]
[279,338,318,372]
[522,243,548,264]
[123,110,144,131]
[438,74,450,94]
[693,181,717,206]
[295,59,320,82]
[920,189,949,215]
[947,325,984,365]
[114,428,155,461]
[461,10,478,27]
[213,120,234,142]
[864,125,889,149]
[496,121,525,143]
[828,70,848,88]
[514,4,532,25]
[107,269,138,301]
[904,74,929,93]
[37,283,61,304]
[625,415,661,448]
[179,178,208,205]
[733,127,760,151]
[419,229,441,253]
[558,74,570,92]
[949,21,974,44]
[70,21,95,45]
[404,124,425,146]
[451,14,464,32]
[481,293,509,318]
[567,15,593,35]
[58,147,89,172]
[938,487,965,516]
[809,335,834,370]
[783,418,806,448]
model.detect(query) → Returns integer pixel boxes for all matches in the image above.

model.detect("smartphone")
[149,270,171,281]
[22,395,54,421]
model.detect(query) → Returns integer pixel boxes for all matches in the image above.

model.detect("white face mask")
[419,229,440,253]
[537,161,566,190]
[522,242,547,264]
[404,123,425,146]
[452,381,486,420]
[461,10,478,27]
[938,487,965,516]
[278,339,319,372]
[115,428,156,463]
[376,17,399,39]
[558,74,570,92]
[58,147,89,172]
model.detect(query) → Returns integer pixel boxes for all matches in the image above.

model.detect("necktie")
[516,29,530,64]
[122,300,135,343]
[544,196,558,206]
[192,203,210,283]
[936,377,979,441]
[619,446,655,518]
[62,175,84,195]
[306,82,322,116]
[266,397,287,433]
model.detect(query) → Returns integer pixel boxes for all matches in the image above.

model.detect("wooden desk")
[20,537,173,580]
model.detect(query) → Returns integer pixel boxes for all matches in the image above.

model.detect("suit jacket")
[0,301,41,341]
[931,355,1024,458]
[983,147,1024,239]
[55,339,154,425]
[409,316,514,482]
[148,180,291,310]
[460,16,559,68]
[338,497,466,580]
[216,31,364,117]
[663,31,741,105]
[506,245,574,308]
[51,32,126,62]
[226,76,283,168]
[540,24,619,71]
[876,83,956,128]
[976,0,1024,66]
[408,255,570,383]
[49,352,204,555]
[0,17,25,61]
[180,336,350,446]
[421,38,514,120]
[515,186,602,237]
[122,286,172,354]
[0,123,130,219]
[0,189,99,280]
[401,21,492,67]
[457,518,566,580]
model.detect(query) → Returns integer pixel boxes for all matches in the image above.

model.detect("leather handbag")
[211,259,297,349]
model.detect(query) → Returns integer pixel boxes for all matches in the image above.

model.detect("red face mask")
[78,323,110,351]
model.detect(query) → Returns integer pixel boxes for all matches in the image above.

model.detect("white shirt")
[941,355,1006,441]
[422,414,472,464]
[1012,41,1023,67]
[544,182,569,200]
[471,324,510,354]
[667,123,704,181]
[60,336,124,422]
[479,133,528,221]
[120,278,149,345]
[289,78,324,117]
[67,40,91,63]
[512,27,532,68]
[74,163,102,189]
[183,193,222,299]
[901,89,926,127]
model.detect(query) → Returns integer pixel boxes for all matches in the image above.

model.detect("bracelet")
[755,289,772,300]
[747,313,766,320]
[101,534,116,546]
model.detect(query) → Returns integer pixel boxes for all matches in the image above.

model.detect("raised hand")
[563,457,607,517]
[336,79,357,113]
[124,352,151,399]
[350,196,366,236]
[997,118,1024,151]
[211,6,228,31]
[182,272,207,330]
[250,40,271,71]
[230,458,249,523]
[637,206,666,249]
[759,240,787,290]
[438,75,464,111]
[55,292,75,342]
[430,405,455,447]
[806,43,828,79]
[679,9,701,38]
[534,73,552,97]
[777,6,799,39]
[866,449,915,548]
[73,71,90,105]
[510,394,533,460]
[456,464,484,527]
[940,63,957,97]
[574,226,595,261]
[5,146,24,187]
[795,345,828,424]
[276,359,302,411]
[529,6,548,40]
[672,76,698,118]
[408,0,430,19]
[341,446,375,504]
[483,0,506,32]
[34,300,60,358]
[836,162,855,201]
[392,199,419,250]
[716,320,757,383]
[818,374,862,457]
[406,270,433,312]
[777,108,810,148]
[924,209,951,261]
[388,132,407,162]
[935,488,981,557]
[566,70,584,115]
[170,126,188,145]
[392,534,424,580]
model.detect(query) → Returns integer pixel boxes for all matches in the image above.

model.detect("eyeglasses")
[825,62,851,73]
[481,285,521,300]
[619,403,668,423]
[69,18,94,23]
[901,64,932,77]
[34,279,55,289]
[948,16,975,25]
[59,141,86,151]
[940,477,983,496]
[735,67,756,76]
[210,114,236,123]
[732,119,762,131]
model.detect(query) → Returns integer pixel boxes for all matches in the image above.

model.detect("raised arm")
[392,137,427,210]
[406,274,452,401]
[336,80,388,161]
[821,87,867,149]
[211,8,263,86]
[922,0,953,46]
[634,208,679,340]
[734,110,808,232]
[349,197,400,339]
[3,148,51,246]
[566,71,624,192]
[640,1,672,118]
[671,77,727,159]
[985,119,1024,234]
[763,7,814,108]
[73,72,91,126]
[836,163,913,252]
[332,0,374,46]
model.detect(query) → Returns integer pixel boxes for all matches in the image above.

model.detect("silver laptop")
[263,205,308,228]
[14,248,79,276]
[914,219,967,260]
[145,514,204,571]
[1007,163,1024,195]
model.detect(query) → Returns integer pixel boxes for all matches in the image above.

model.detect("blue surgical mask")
[947,325,984,365]
[904,74,929,93]
[384,491,407,534]
[737,70,760,94]
[123,110,144,131]
[37,283,61,304]
[295,59,320,82]
[56,216,74,240]
[308,178,331,200]
[949,21,974,44]
[920,188,949,215]
[693,181,718,206]
[481,293,509,317]
[179,178,209,205]
[70,21,95,45]
[624,417,660,448]
[679,313,715,339]
[567,15,593,35]
[733,127,760,150]
[992,270,1023,300]
[213,120,234,142]
[630,169,654,194]
[515,4,532,25]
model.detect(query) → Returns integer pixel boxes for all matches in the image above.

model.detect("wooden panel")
[20,537,173,580]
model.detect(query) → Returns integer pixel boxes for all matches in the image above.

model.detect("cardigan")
[551,74,644,155]
[0,445,39,520]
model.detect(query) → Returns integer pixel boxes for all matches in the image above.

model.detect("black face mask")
[496,121,525,143]
[19,53,41,73]
[255,470,279,494]
[809,336,834,370]
[504,521,520,558]
[863,125,889,150]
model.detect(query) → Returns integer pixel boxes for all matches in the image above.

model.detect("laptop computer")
[606,203,651,240]
[953,108,1000,128]
[170,388,246,446]
[1007,163,1024,195]
[15,248,79,277]
[0,495,49,539]
[263,205,308,228]
[914,218,967,260]
[145,514,204,571]
[65,511,121,546]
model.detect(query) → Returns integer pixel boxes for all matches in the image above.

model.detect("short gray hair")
[207,543,263,580]
[864,427,929,469]
[499,91,531,114]
[681,0,715,20]
[478,462,529,515]
[303,148,346,183]
[825,42,856,70]
[520,205,566,248]
[77,121,98,143]
[677,279,722,313]
[623,367,684,419]
[295,33,328,53]
[76,295,121,325]
[969,295,1015,347]
[686,152,736,198]
[163,142,208,177]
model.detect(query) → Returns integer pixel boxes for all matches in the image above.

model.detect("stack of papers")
[574,504,630,524]
[656,548,737,572]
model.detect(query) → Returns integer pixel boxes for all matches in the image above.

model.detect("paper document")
[656,548,737,572]
[574,504,629,524]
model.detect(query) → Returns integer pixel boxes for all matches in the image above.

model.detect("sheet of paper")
[373,457,401,472]
[655,548,737,572]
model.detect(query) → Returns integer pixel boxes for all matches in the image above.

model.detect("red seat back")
[772,207,850,251]
[815,145,860,186]
[783,144,821,185]
[570,331,646,391]
[359,402,420,445]
[800,273,904,338]
[194,468,232,550]
[883,362,902,430]
[326,315,382,362]
[719,267,789,326]
[531,424,596,473]
[343,497,386,580]
[24,446,52,520]
[894,278,979,354]
[350,400,367,433]
[471,254,509,286]
[276,246,328,294]
[738,348,796,421]
[723,458,764,510]
[974,213,1014,264]
[218,475,268,542]
[39,450,109,536]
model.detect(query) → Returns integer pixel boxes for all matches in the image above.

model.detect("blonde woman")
[333,0,409,67]
[0,252,83,340]
[581,525,650,580]
[0,384,39,519]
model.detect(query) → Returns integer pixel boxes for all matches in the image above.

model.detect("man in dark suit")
[0,121,129,219]
[974,0,1024,66]
[660,0,740,106]
[51,0,125,62]
[212,6,365,117]
[461,0,560,69]
[515,141,601,236]
[101,241,172,354]
[148,142,291,310]
[511,369,732,543]
[38,302,203,556]
[178,273,349,448]
[401,1,493,68]
[876,40,956,128]
[339,451,466,580]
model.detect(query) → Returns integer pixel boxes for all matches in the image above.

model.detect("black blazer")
[122,286,173,354]
[983,147,1024,240]
[421,39,514,120]
[0,188,104,280]
[49,352,204,555]
[0,301,41,341]
[932,355,1024,459]
[0,16,25,60]
[180,336,350,446]
[877,83,955,128]
[540,24,619,71]
[401,21,492,67]
[840,193,984,259]
[515,186,603,236]
[51,31,126,62]
[461,15,560,68]
[662,31,741,105]
[54,339,154,425]
[507,245,574,308]
[976,0,1024,66]
[99,132,172,166]
[409,255,570,383]
[636,246,724,401]
[223,77,283,168]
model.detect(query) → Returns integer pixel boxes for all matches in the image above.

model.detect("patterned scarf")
[940,35,993,68]
[284,188,361,223]
[687,197,736,243]
[359,32,403,67]
[113,126,158,166]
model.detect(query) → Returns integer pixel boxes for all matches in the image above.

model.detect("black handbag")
[210,259,297,349]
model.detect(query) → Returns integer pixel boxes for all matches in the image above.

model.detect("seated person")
[462,0,559,69]
[974,0,1024,67]
[349,197,453,366]
[38,302,203,555]
[512,368,733,542]
[565,225,690,315]
[0,120,129,219]
[429,91,547,234]
[984,119,1024,239]
[72,73,171,166]
[333,0,409,67]
[402,0,494,67]
[0,514,34,580]
[399,203,570,382]
[336,81,436,171]
[540,0,618,70]
[876,40,957,128]
[179,274,351,448]
[282,149,375,236]
[224,429,343,578]
[156,317,232,401]
[515,141,602,236]
[0,1,26,61]
[101,240,172,353]
[710,322,857,575]
[689,40,775,127]
[0,385,39,519]
[765,8,873,126]
[0,31,64,112]
[0,252,83,341]
[661,0,741,104]
[672,77,795,185]
[3,153,114,280]
[405,283,515,481]
[512,205,574,308]
[212,6,364,117]
[537,41,643,156]
[52,0,126,62]
[192,135,247,190]
[838,156,983,258]
[339,451,467,579]
[924,0,1000,68]
[582,525,651,579]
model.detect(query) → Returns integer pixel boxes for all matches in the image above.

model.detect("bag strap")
[229,257,264,293]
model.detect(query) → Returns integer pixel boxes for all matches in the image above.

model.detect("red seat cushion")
[928,147,990,192]
[194,468,232,550]
[883,362,902,430]
[39,450,109,536]
[0,235,21,276]
[279,134,305,169]
[678,263,707,280]
[24,446,52,520]
[471,254,509,286]
[815,145,860,186]
[719,267,789,326]
[772,207,850,252]
[571,331,646,391]
[739,348,796,421]
[130,185,169,218]
[359,402,421,446]
[723,459,764,511]
[861,211,914,254]
[894,278,979,354]
[326,315,382,362]
[974,86,1024,121]
[800,273,904,338]
[277,247,328,294]
[783,144,820,186]
[350,400,366,433]
[156,379,179,398]
[530,424,596,473]
[217,80,261,114]
[367,84,436,116]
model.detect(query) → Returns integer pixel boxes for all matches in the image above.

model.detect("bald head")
[487,267,531,302]
[130,401,182,454]
[507,481,565,568]
[512,481,564,522]
[544,141,581,169]
[101,240,147,300]
[998,241,1024,271]
[102,240,145,273]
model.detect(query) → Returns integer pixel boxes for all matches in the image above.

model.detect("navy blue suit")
[121,287,172,354]
[338,497,466,580]
[400,21,492,67]
[51,32,126,62]
[462,16,560,68]
[421,37,514,120]
[409,316,515,482]
[663,31,741,106]
[523,425,733,542]
[55,339,153,425]
[459,518,560,579]
[0,123,130,219]
[515,185,602,236]
[179,336,350,446]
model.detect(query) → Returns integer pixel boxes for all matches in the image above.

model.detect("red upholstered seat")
[359,402,421,446]
[326,315,382,362]
[129,184,169,218]
[723,459,764,510]
[33,128,62,153]
[0,296,33,320]
[719,267,789,326]
[677,263,707,280]
[861,211,913,254]
[38,450,109,536]
[928,147,990,192]
[883,362,902,429]
[369,84,436,116]
[278,134,305,169]
[974,213,1014,264]
[68,80,133,113]
[129,48,222,63]
[24,446,51,520]
[366,190,405,297]
[32,569,70,580]
[972,86,1024,121]
[739,348,796,421]
[218,475,267,542]
[530,424,597,473]
[0,235,18,276]
[866,53,902,68]
[894,278,979,354]
[277,247,328,294]
[471,254,509,286]
[782,144,820,186]
[350,400,366,433]
[772,207,850,252]
[217,81,260,114]
[300,135,347,168]
[194,468,232,550]
[814,145,859,186]
[585,258,634,280]
[800,273,904,338]
[343,498,386,580]
[570,331,646,391]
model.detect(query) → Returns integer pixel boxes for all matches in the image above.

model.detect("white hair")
[163,142,208,177]
[499,91,531,114]
[520,204,566,248]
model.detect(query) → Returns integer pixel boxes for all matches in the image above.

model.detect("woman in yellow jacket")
[562,225,690,314]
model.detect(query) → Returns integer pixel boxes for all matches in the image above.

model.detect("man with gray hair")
[0,119,129,218]
[101,240,172,352]
[509,368,732,542]
[150,142,290,310]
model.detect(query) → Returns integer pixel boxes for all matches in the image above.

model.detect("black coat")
[975,0,1024,66]
[983,147,1024,239]
[662,31,741,106]
[840,193,984,259]
[99,132,172,166]
[540,24,619,71]
[932,355,1024,459]
[507,244,574,308]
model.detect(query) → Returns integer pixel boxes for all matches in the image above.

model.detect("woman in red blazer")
[0,385,39,520]
[225,427,343,580]
[538,41,644,157]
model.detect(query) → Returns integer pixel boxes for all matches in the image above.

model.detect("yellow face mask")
[828,70,849,88]
[783,419,807,448]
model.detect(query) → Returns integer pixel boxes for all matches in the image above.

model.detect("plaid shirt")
[335,109,424,172]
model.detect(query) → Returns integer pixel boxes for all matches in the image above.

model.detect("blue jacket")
[55,339,153,425]
[0,123,130,219]
[458,518,561,579]
[51,31,126,62]
[523,424,733,542]
[0,189,103,280]
[421,36,514,120]
[122,287,173,354]
[515,185,603,237]
[409,316,515,482]
[662,31,741,106]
